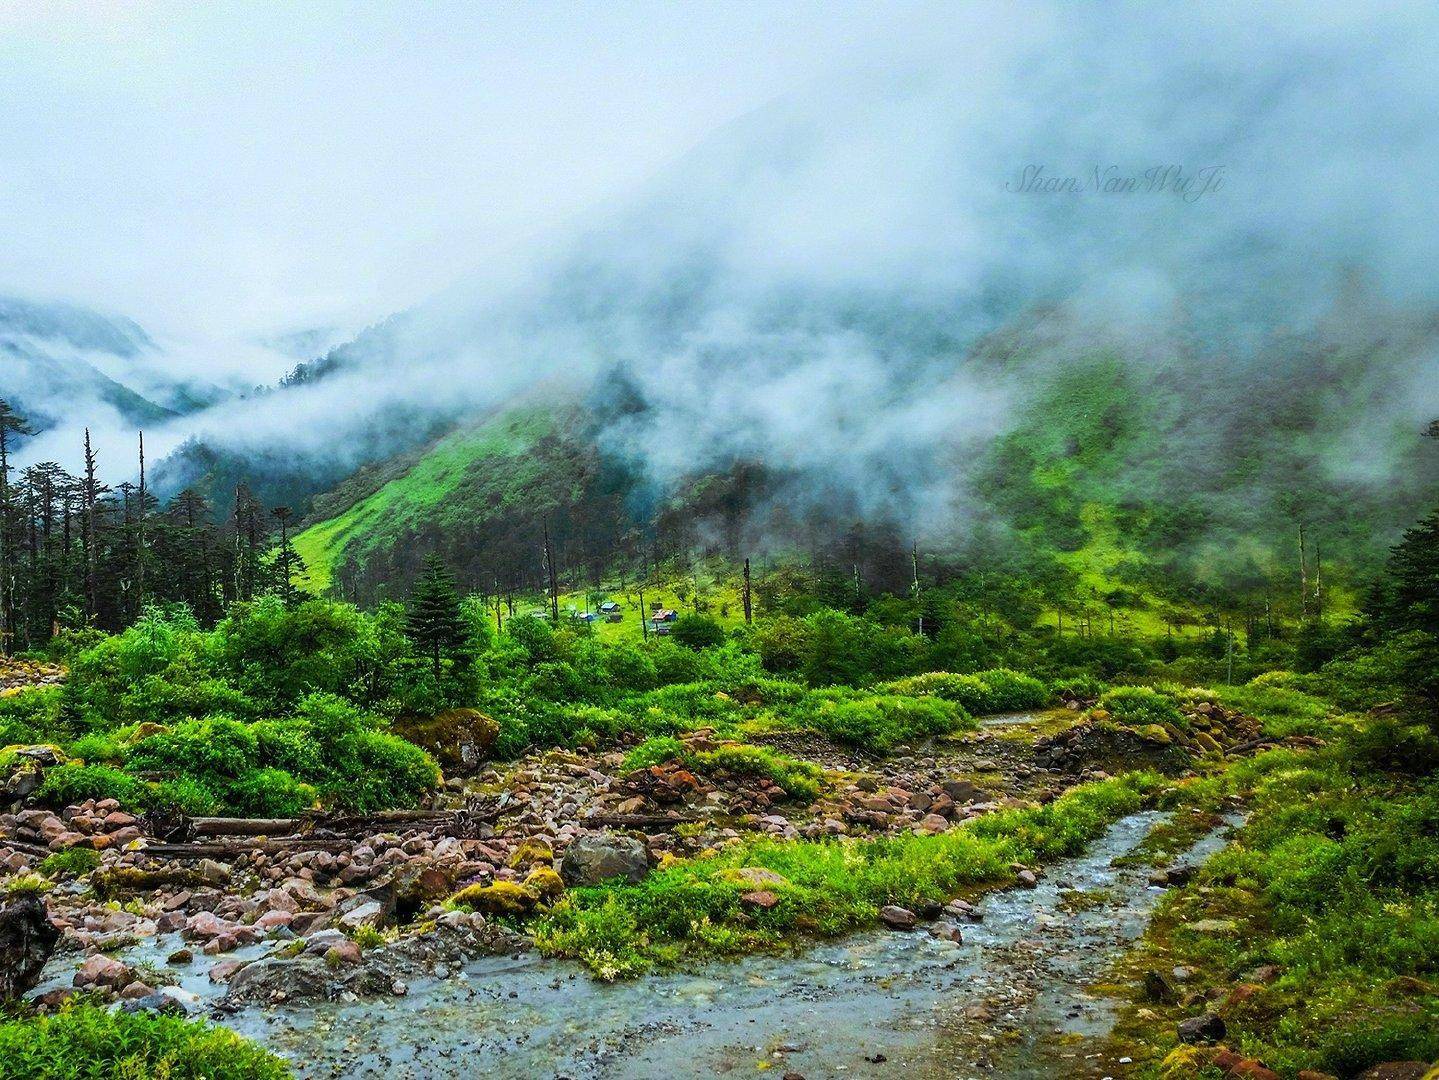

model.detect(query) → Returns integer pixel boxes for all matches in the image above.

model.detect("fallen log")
[141,837,358,858]
[191,817,301,837]
[0,835,54,859]
[583,813,700,830]
[185,801,505,839]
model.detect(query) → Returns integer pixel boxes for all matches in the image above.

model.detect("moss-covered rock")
[507,838,555,870]
[523,866,565,901]
[449,880,537,916]
[393,708,499,774]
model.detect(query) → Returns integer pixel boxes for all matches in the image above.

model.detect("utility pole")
[742,558,752,625]
[638,582,649,640]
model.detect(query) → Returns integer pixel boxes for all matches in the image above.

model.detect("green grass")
[1108,716,1439,1078]
[292,406,558,592]
[0,1004,290,1079]
[535,770,1163,979]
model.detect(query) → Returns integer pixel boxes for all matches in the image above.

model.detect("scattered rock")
[878,905,916,930]
[74,953,133,990]
[559,833,649,886]
[1177,1011,1227,1044]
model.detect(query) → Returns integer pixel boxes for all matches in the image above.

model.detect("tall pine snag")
[407,553,469,679]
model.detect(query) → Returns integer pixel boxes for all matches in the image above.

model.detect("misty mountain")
[145,8,1439,595]
[0,295,230,436]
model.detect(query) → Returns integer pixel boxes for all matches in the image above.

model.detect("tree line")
[0,400,303,653]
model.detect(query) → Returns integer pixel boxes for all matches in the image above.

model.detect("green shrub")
[37,763,143,808]
[1099,685,1184,728]
[0,1005,289,1079]
[620,737,825,802]
[38,847,101,878]
[880,669,1049,715]
[146,776,222,815]
[1048,673,1107,701]
[0,686,63,746]
[805,693,970,750]
[227,768,317,817]
[974,668,1050,711]
[621,737,688,773]
[670,614,725,650]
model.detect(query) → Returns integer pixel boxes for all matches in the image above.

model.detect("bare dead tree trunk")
[543,524,559,622]
[135,431,146,612]
[1298,522,1309,622]
[911,542,923,637]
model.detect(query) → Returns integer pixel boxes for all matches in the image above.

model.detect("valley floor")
[6,669,1436,1080]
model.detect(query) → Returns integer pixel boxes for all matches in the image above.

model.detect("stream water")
[187,808,1234,1080]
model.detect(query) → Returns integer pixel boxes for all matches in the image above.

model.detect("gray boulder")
[559,834,649,886]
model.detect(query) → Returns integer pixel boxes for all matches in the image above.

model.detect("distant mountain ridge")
[0,294,228,436]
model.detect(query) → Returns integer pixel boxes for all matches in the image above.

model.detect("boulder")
[0,891,60,999]
[879,905,916,930]
[393,709,499,774]
[74,953,133,990]
[448,881,538,916]
[1177,1011,1226,1044]
[523,866,565,901]
[941,780,983,804]
[559,834,649,886]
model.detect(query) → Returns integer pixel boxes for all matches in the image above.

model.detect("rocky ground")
[1,676,1288,1077]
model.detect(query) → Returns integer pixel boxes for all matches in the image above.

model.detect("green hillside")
[292,405,570,593]
[293,343,1437,638]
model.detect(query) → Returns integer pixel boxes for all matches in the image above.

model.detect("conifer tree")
[0,400,32,653]
[406,553,469,679]
[268,506,306,606]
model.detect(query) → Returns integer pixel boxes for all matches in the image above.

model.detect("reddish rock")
[740,890,780,909]
[74,954,133,989]
[208,959,246,983]
[325,941,361,965]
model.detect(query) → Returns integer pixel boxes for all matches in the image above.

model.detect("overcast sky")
[0,0,975,349]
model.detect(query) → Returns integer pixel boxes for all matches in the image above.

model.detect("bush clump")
[1098,685,1185,728]
[0,1005,290,1079]
[621,736,824,801]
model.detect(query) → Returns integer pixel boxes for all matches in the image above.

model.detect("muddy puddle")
[187,808,1236,1080]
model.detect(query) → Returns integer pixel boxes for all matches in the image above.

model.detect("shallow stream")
[200,808,1234,1079]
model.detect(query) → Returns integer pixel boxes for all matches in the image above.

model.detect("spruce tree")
[0,400,33,653]
[406,554,469,679]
